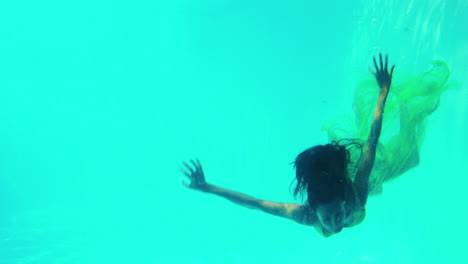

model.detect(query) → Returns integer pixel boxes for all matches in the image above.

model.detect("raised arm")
[180,159,314,226]
[354,53,395,207]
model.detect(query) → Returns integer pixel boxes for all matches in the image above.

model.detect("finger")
[196,158,203,170]
[379,53,383,71]
[180,167,192,178]
[189,159,199,171]
[182,161,195,174]
[368,65,376,76]
[181,179,190,188]
[195,158,204,174]
[390,64,395,77]
[373,55,378,72]
[195,158,201,167]
[384,54,388,72]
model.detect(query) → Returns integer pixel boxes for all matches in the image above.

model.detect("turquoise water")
[0,0,467,263]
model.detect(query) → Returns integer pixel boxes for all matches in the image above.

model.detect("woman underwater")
[180,54,449,237]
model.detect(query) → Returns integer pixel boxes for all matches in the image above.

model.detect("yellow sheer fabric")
[323,61,451,195]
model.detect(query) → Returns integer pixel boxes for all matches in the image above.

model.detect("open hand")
[369,53,395,89]
[180,158,207,190]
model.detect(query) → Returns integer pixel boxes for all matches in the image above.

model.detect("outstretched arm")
[180,159,314,226]
[354,53,395,207]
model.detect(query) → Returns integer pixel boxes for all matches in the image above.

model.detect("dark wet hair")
[291,139,363,208]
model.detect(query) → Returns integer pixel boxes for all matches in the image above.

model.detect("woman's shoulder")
[300,202,317,226]
[344,183,367,226]
[345,207,366,227]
